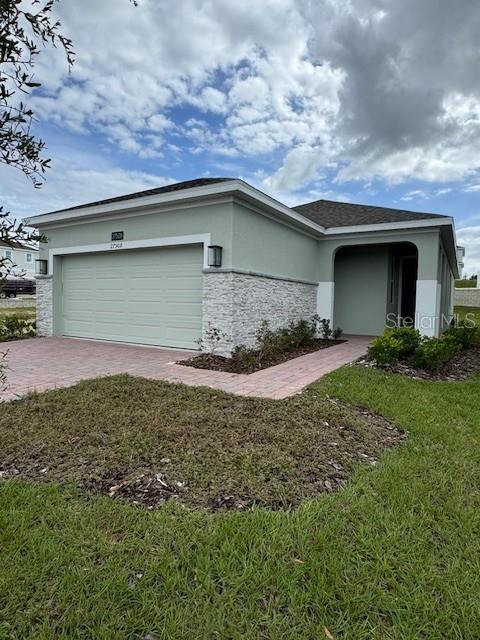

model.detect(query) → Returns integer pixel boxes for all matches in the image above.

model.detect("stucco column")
[316,282,335,323]
[316,243,335,325]
[415,235,441,337]
[36,275,53,337]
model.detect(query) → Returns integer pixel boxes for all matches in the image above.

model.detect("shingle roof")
[292,199,447,229]
[47,177,234,215]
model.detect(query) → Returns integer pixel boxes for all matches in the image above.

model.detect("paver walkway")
[0,335,371,402]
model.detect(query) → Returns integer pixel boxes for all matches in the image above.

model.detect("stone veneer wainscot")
[36,275,53,337]
[203,270,318,355]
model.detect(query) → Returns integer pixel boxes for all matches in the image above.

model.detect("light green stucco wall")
[231,203,319,282]
[39,202,234,260]
[334,245,390,335]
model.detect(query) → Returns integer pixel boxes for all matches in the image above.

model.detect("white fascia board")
[25,178,328,236]
[26,181,242,226]
[323,217,454,235]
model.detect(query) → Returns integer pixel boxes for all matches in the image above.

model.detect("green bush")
[0,315,36,342]
[311,315,343,341]
[256,319,317,359]
[286,319,316,349]
[368,335,402,366]
[444,321,480,349]
[230,345,258,372]
[413,335,462,371]
[384,327,422,356]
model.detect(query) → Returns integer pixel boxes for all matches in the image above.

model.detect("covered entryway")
[61,245,203,349]
[333,242,419,336]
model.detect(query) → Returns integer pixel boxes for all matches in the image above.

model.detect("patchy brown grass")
[0,375,404,510]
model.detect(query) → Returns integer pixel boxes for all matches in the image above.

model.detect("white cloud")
[263,145,326,192]
[401,190,429,201]
[0,149,173,218]
[3,0,480,200]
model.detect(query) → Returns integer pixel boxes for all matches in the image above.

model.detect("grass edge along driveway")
[1,367,480,639]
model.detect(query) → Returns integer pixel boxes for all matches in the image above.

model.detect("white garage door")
[61,245,203,349]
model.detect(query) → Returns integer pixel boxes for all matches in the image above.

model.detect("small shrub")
[198,324,226,354]
[256,320,283,360]
[368,335,402,366]
[319,317,333,340]
[385,327,421,356]
[332,327,343,340]
[256,319,317,359]
[413,335,461,371]
[0,315,36,342]
[0,351,7,395]
[287,319,316,349]
[312,315,342,341]
[444,321,480,349]
[230,345,257,372]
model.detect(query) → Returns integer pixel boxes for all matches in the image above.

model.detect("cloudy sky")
[2,0,480,276]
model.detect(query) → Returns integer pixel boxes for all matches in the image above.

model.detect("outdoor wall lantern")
[35,259,48,275]
[208,245,222,268]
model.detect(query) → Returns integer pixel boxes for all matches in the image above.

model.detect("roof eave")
[25,179,328,236]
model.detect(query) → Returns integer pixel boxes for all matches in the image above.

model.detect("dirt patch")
[358,344,480,381]
[0,375,405,511]
[178,339,345,374]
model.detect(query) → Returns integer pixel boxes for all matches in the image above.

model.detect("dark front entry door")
[400,257,417,326]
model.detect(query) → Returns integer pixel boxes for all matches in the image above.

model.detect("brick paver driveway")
[0,335,371,402]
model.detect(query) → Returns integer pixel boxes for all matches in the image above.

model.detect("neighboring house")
[0,240,38,279]
[456,245,465,277]
[26,178,460,354]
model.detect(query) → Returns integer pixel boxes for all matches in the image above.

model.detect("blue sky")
[1,0,480,275]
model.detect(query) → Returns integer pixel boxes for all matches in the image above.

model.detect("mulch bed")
[358,344,480,381]
[178,339,345,374]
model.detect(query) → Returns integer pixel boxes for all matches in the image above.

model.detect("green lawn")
[455,305,480,325]
[0,306,36,320]
[455,278,477,288]
[1,368,480,638]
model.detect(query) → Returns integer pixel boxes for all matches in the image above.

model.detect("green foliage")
[2,368,480,637]
[455,278,477,288]
[368,335,402,366]
[256,319,317,360]
[385,327,422,356]
[0,314,36,342]
[198,323,226,354]
[229,318,332,371]
[0,350,7,394]
[312,315,342,340]
[444,321,480,349]
[332,327,343,340]
[413,335,462,371]
[230,344,258,370]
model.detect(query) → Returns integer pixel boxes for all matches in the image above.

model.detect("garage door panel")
[61,246,202,349]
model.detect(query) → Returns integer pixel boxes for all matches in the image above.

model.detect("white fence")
[454,288,480,308]
[0,297,36,309]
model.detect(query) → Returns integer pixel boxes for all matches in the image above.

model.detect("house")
[0,240,38,280]
[26,178,460,354]
[456,245,465,277]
